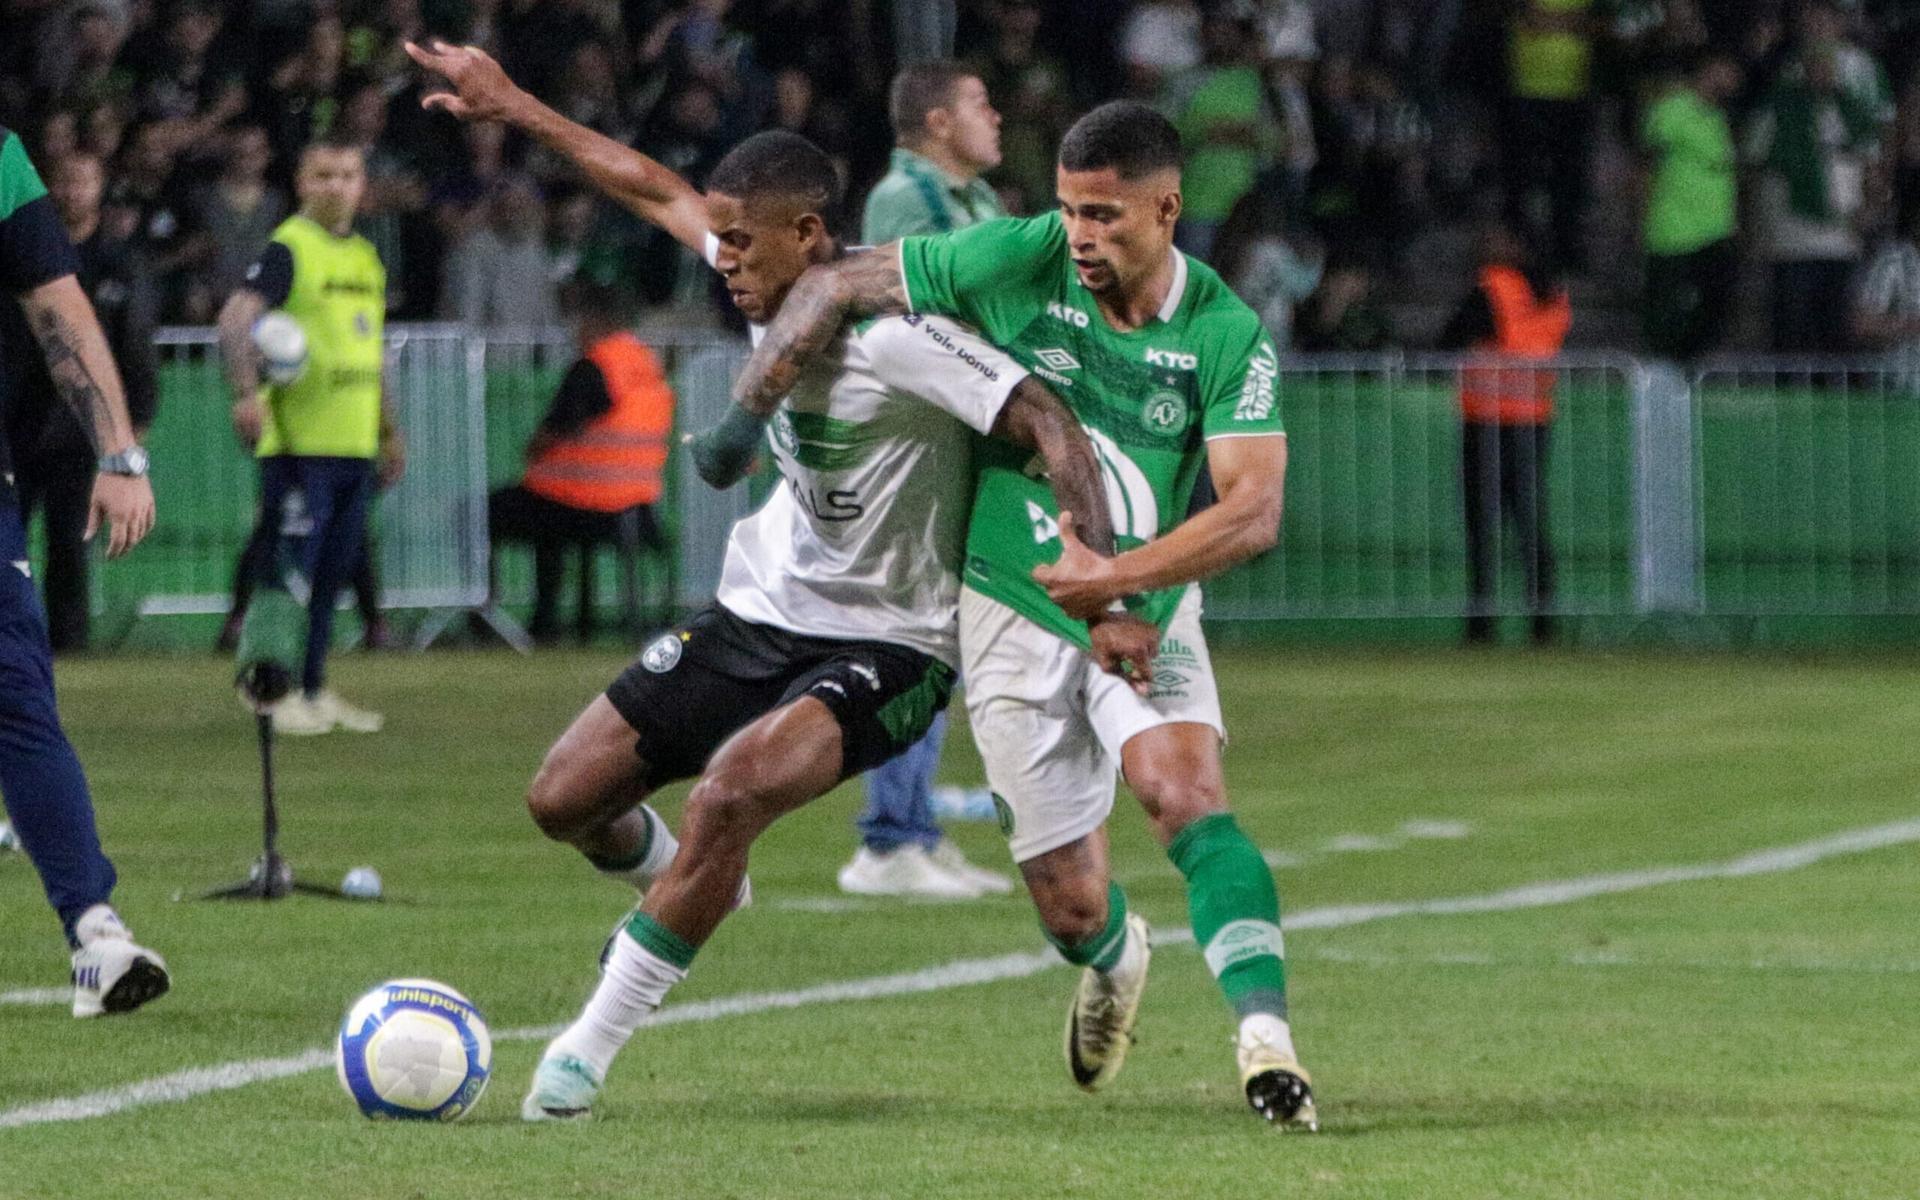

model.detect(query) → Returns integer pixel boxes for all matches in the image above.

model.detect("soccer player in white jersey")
[712,101,1315,1128]
[404,41,1159,1121]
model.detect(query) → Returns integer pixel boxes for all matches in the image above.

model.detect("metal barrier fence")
[79,336,1920,638]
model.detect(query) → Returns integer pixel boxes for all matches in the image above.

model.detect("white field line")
[2,816,1916,1131]
[0,989,72,1007]
[1301,947,1920,975]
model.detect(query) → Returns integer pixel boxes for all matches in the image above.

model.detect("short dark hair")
[888,61,973,141]
[1058,101,1183,180]
[707,130,841,221]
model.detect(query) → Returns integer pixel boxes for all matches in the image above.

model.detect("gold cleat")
[1064,913,1151,1091]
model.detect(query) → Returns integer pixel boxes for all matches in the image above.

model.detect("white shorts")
[959,584,1226,864]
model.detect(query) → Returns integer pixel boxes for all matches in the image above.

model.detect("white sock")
[1101,915,1149,981]
[547,930,686,1079]
[594,805,680,889]
[1238,1012,1298,1061]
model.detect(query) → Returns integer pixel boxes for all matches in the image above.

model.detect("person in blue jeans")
[836,61,1015,899]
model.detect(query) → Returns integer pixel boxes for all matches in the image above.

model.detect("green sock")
[1169,813,1287,1018]
[1043,882,1130,972]
[624,910,699,971]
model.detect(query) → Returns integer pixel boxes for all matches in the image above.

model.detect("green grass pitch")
[2,645,1917,1199]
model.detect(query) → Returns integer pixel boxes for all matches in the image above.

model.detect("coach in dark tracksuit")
[0,153,157,653]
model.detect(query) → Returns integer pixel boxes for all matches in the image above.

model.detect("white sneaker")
[70,905,170,1019]
[521,1050,602,1121]
[1237,1017,1318,1131]
[928,838,1013,895]
[1065,912,1152,1091]
[836,845,983,899]
[0,818,17,851]
[270,694,335,736]
[313,689,384,733]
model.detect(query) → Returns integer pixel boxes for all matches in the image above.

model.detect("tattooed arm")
[217,284,269,444]
[19,275,156,556]
[990,376,1156,691]
[686,247,909,487]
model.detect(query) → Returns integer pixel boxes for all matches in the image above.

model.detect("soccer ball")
[335,978,491,1121]
[251,311,308,385]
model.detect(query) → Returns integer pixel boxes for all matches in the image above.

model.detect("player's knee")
[683,771,771,848]
[1129,765,1225,839]
[525,754,592,842]
[1037,887,1110,946]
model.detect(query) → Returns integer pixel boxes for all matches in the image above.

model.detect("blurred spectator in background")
[969,0,1072,215]
[863,61,1004,244]
[444,172,560,326]
[1441,218,1569,646]
[33,1,135,120]
[1745,15,1890,353]
[1850,191,1920,373]
[190,126,288,325]
[1,151,157,652]
[338,76,429,313]
[842,59,1011,902]
[109,121,205,321]
[1640,49,1740,360]
[256,16,347,183]
[1503,0,1601,272]
[132,0,246,145]
[487,281,672,644]
[1213,176,1323,350]
[1121,0,1202,99]
[1295,253,1392,351]
[1167,0,1274,261]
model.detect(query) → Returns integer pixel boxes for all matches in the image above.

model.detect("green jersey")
[900,211,1283,650]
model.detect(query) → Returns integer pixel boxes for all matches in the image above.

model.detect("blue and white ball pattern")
[251,311,309,385]
[335,978,491,1121]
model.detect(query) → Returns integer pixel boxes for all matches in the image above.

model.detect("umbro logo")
[1034,347,1080,373]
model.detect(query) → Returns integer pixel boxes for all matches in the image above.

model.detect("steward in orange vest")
[489,285,673,642]
[1441,222,1568,645]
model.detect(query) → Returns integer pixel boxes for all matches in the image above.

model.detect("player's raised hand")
[1088,613,1157,695]
[1032,510,1125,620]
[404,39,522,123]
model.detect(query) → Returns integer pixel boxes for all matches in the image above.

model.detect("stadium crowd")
[1,0,1919,355]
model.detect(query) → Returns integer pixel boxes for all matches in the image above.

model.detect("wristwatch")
[98,446,150,477]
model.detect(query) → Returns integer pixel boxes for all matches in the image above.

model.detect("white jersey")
[705,236,1027,664]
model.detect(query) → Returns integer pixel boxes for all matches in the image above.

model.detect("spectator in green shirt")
[843,60,1012,902]
[1641,49,1741,360]
[1167,3,1276,262]
[860,61,1005,246]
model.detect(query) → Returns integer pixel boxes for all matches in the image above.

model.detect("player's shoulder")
[1179,253,1269,351]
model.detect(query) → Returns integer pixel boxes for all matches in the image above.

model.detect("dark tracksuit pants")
[0,496,115,946]
[242,455,376,696]
[13,451,95,653]
[1461,420,1556,641]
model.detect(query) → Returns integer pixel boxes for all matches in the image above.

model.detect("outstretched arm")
[404,40,709,254]
[1035,434,1287,620]
[731,246,910,416]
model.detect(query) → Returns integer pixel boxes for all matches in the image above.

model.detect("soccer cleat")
[313,689,384,733]
[928,838,1014,895]
[0,818,17,852]
[837,845,983,899]
[70,906,170,1019]
[270,694,336,736]
[1064,912,1151,1091]
[521,1051,602,1121]
[1238,1025,1318,1131]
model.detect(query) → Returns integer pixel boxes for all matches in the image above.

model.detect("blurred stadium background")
[4,3,1920,1197]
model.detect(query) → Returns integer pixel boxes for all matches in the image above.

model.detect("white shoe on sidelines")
[313,689,384,733]
[836,845,983,899]
[928,838,1013,895]
[1065,912,1152,1092]
[521,1050,602,1121]
[270,694,335,736]
[70,905,170,1019]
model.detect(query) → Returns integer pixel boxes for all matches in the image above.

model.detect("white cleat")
[928,838,1013,895]
[0,818,17,852]
[69,906,170,1019]
[1065,912,1152,1091]
[837,845,983,899]
[1238,1023,1318,1131]
[270,694,336,736]
[312,689,384,733]
[521,1050,602,1121]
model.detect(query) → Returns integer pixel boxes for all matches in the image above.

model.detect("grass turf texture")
[2,646,1917,1199]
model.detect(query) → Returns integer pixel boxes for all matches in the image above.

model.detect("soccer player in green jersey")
[711,100,1312,1129]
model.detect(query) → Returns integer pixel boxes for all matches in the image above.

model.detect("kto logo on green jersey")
[1140,390,1189,434]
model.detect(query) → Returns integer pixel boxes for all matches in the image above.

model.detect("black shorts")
[605,604,956,790]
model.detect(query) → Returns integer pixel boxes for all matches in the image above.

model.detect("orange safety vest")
[523,332,674,512]
[1458,265,1571,426]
